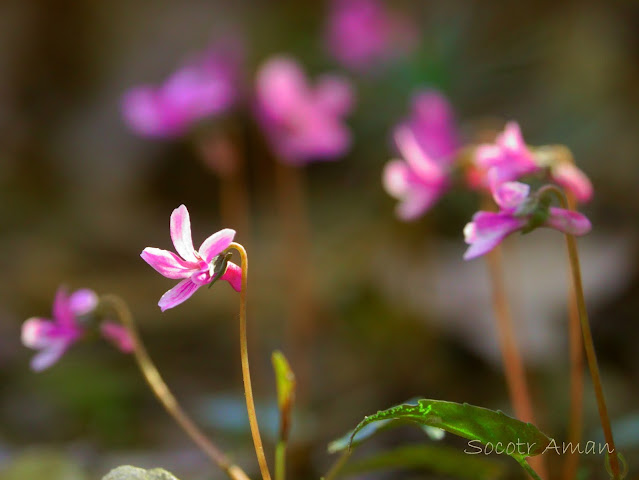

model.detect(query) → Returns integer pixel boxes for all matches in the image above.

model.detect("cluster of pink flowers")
[22,287,133,371]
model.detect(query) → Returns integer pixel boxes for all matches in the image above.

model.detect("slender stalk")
[482,198,545,478]
[229,242,273,480]
[516,457,544,480]
[539,185,621,479]
[562,192,584,480]
[274,162,314,396]
[323,451,351,480]
[274,441,287,480]
[99,295,251,480]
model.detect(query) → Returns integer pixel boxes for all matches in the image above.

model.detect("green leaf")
[349,399,552,460]
[102,466,180,480]
[342,445,506,480]
[272,350,296,441]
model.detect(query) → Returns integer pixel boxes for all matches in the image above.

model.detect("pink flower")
[463,181,592,260]
[382,91,459,221]
[141,205,242,311]
[122,44,240,138]
[255,56,354,165]
[100,322,135,353]
[550,162,594,203]
[21,288,97,371]
[325,0,416,71]
[473,122,539,189]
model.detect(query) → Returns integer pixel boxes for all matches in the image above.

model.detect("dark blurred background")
[1,1,638,479]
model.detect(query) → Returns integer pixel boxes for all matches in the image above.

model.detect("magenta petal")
[394,126,443,182]
[122,87,176,138]
[52,287,75,328]
[256,57,307,121]
[493,181,530,211]
[396,190,441,221]
[545,207,592,236]
[170,205,198,262]
[101,321,134,353]
[158,279,200,311]
[30,341,69,372]
[462,212,525,260]
[22,318,54,349]
[552,163,593,203]
[68,289,98,316]
[141,247,197,279]
[199,228,236,263]
[382,160,412,198]
[221,262,242,292]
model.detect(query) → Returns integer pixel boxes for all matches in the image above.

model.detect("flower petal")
[52,287,75,328]
[199,228,236,263]
[493,181,530,211]
[463,212,525,260]
[394,126,443,182]
[170,205,198,262]
[545,207,592,236]
[396,189,442,221]
[551,163,593,203]
[68,289,98,316]
[100,321,134,353]
[256,57,308,121]
[382,160,413,198]
[141,247,198,279]
[315,75,354,116]
[221,261,242,292]
[22,318,55,349]
[158,278,200,312]
[30,341,69,372]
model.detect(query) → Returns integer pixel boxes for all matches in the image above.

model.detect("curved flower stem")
[482,197,545,478]
[99,295,251,480]
[274,441,287,480]
[229,242,273,480]
[538,185,621,479]
[562,192,585,480]
[322,451,351,480]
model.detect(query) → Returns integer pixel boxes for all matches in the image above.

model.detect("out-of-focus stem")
[229,242,272,480]
[562,192,584,480]
[99,295,251,480]
[273,162,314,396]
[323,451,351,480]
[274,441,287,480]
[482,197,545,478]
[538,185,621,479]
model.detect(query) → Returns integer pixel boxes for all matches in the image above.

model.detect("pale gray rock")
[102,466,180,480]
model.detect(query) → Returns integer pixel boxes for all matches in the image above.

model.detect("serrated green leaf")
[272,350,295,441]
[342,444,506,480]
[349,399,552,460]
[102,466,180,480]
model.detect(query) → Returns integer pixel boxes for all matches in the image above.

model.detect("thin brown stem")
[99,295,251,480]
[562,192,584,480]
[273,162,314,397]
[482,198,545,478]
[323,451,351,480]
[539,185,621,479]
[229,242,273,480]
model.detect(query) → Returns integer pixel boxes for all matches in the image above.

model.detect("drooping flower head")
[255,56,354,165]
[463,180,592,260]
[122,42,241,138]
[141,205,242,311]
[22,288,133,371]
[324,0,416,71]
[382,90,460,221]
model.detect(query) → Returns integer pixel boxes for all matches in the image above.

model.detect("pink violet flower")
[255,56,354,165]
[122,44,240,138]
[141,205,242,311]
[463,181,592,260]
[21,288,97,371]
[325,0,416,71]
[473,122,539,190]
[382,91,460,221]
[100,322,135,353]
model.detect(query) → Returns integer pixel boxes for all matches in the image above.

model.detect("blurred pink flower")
[382,90,459,221]
[255,56,354,165]
[21,288,97,371]
[463,181,592,260]
[100,322,134,353]
[122,44,240,138]
[473,122,538,189]
[325,0,415,71]
[141,205,241,311]
[550,161,594,203]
